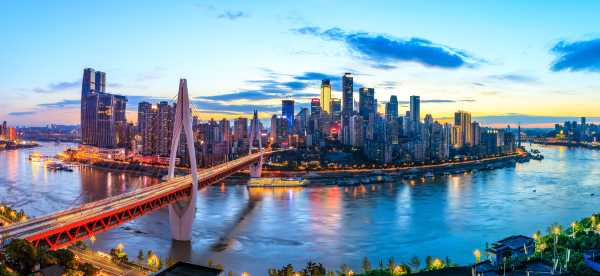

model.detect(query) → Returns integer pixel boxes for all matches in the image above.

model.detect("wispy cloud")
[293,26,481,70]
[136,67,166,82]
[489,73,538,83]
[32,80,80,93]
[37,99,80,109]
[193,99,280,114]
[475,114,600,127]
[396,99,474,104]
[218,11,248,20]
[8,111,36,116]
[550,38,600,72]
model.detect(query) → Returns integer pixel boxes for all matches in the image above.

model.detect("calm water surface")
[1,143,599,274]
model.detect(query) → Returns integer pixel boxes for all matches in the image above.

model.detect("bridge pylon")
[167,79,198,241]
[248,110,263,178]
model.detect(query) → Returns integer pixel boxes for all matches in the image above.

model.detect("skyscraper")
[471,121,481,146]
[310,98,321,116]
[95,71,106,93]
[385,95,398,120]
[342,73,354,145]
[330,98,342,121]
[454,111,472,147]
[282,99,295,129]
[80,68,128,149]
[320,79,331,113]
[233,117,249,154]
[359,87,376,121]
[0,121,7,140]
[409,95,420,124]
[342,73,354,113]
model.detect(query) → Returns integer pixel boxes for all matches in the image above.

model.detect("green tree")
[303,261,326,276]
[3,239,37,275]
[269,264,294,276]
[387,257,395,272]
[339,264,351,275]
[166,256,176,268]
[409,256,420,272]
[157,257,163,270]
[0,264,18,276]
[55,249,78,270]
[137,250,144,263]
[79,263,100,276]
[362,257,371,272]
[424,256,433,270]
[37,248,58,268]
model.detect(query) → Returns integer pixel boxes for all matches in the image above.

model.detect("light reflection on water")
[1,142,600,275]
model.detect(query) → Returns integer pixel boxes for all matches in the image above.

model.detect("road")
[71,248,148,276]
[0,149,281,247]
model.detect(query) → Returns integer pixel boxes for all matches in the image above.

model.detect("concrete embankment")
[258,154,522,186]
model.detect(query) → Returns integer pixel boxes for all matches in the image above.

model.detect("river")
[1,143,599,274]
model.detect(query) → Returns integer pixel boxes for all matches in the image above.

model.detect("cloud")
[489,73,538,83]
[218,11,248,20]
[550,38,600,72]
[293,72,338,81]
[474,114,600,127]
[37,95,164,112]
[33,80,80,93]
[8,111,36,116]
[136,67,166,81]
[293,26,479,69]
[196,90,318,102]
[396,99,472,104]
[193,99,280,114]
[37,99,80,109]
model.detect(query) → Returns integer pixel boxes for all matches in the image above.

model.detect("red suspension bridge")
[0,79,281,250]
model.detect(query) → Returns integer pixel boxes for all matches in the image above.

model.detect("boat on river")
[46,162,73,172]
[248,177,308,187]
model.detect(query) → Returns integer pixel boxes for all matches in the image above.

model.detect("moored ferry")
[248,177,308,187]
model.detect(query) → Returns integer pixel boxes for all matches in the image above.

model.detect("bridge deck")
[0,150,275,249]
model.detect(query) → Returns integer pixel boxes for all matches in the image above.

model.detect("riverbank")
[68,151,526,186]
[0,142,39,151]
[531,139,600,150]
[257,153,525,186]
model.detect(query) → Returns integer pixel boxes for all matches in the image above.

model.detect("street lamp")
[474,249,481,263]
[89,235,96,250]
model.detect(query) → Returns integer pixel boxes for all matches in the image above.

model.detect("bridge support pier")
[168,79,198,242]
[249,155,263,178]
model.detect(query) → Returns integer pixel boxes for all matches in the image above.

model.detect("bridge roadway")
[0,150,278,249]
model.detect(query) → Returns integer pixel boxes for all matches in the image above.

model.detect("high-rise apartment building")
[471,121,481,146]
[137,101,175,156]
[0,121,7,140]
[320,79,331,113]
[233,117,248,154]
[454,111,472,147]
[80,68,128,149]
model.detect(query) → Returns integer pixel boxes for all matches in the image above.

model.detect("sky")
[1,0,600,128]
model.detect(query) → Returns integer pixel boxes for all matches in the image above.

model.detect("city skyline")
[2,1,600,127]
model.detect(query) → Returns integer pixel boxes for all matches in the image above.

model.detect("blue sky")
[1,0,600,127]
